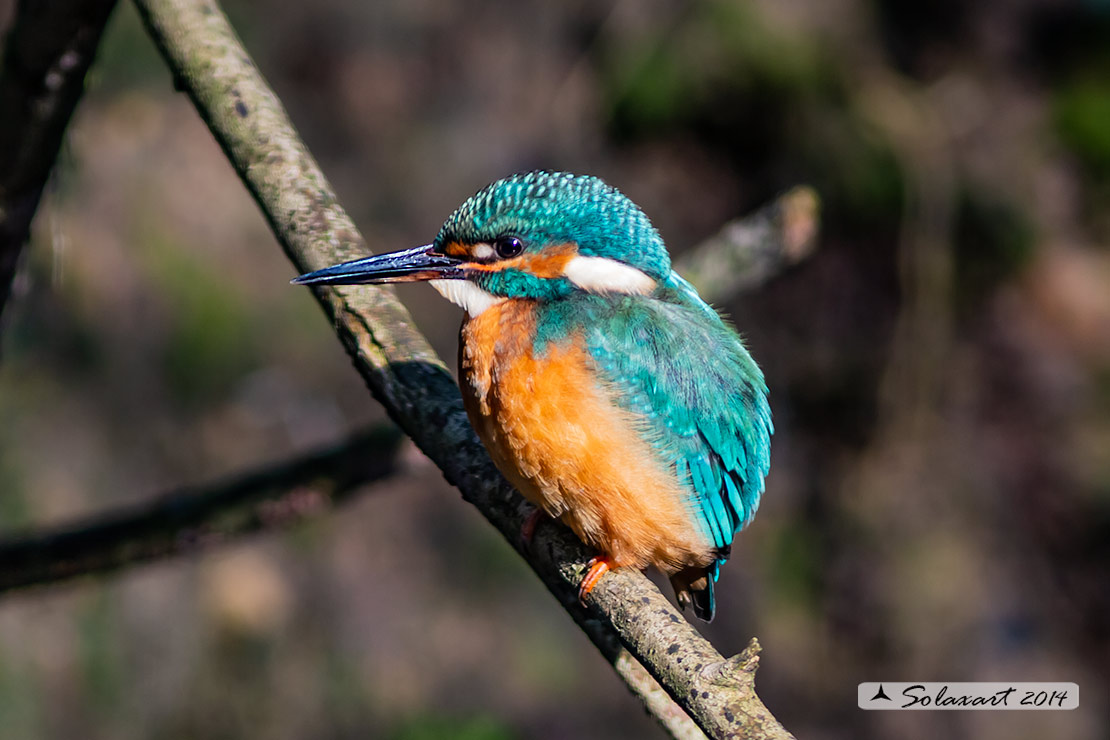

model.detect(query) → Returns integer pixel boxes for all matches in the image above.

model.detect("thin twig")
[0,0,118,319]
[130,0,798,736]
[0,425,404,593]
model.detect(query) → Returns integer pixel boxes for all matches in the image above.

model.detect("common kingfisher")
[294,171,772,622]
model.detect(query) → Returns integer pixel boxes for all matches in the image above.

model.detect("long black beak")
[291,244,463,286]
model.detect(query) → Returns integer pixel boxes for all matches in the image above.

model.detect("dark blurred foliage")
[1,1,1109,738]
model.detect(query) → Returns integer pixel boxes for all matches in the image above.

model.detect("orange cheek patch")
[519,243,578,278]
[464,243,579,277]
[443,241,471,257]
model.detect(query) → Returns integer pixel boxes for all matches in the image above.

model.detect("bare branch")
[677,186,820,304]
[0,425,404,593]
[0,0,118,318]
[130,0,799,736]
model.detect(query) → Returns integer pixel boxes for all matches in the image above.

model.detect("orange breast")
[459,300,715,574]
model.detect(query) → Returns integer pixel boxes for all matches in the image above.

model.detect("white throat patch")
[429,279,504,317]
[563,256,656,295]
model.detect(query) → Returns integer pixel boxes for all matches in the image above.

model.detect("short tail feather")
[670,565,717,623]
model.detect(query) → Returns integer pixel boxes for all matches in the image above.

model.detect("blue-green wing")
[580,278,773,558]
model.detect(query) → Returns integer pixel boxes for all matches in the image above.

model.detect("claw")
[578,556,612,606]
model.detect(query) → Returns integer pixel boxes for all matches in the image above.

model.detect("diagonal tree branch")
[0,0,118,319]
[129,0,797,736]
[0,425,404,593]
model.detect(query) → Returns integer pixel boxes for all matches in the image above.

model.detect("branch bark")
[0,0,118,319]
[674,186,819,304]
[129,1,798,736]
[0,425,404,593]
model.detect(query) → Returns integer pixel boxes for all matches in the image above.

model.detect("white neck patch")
[429,279,504,317]
[563,256,656,295]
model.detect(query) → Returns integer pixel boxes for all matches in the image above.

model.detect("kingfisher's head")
[294,171,671,314]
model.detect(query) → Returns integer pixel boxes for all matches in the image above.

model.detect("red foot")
[520,508,545,549]
[578,556,613,606]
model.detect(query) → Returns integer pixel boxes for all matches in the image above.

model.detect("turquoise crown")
[435,171,672,280]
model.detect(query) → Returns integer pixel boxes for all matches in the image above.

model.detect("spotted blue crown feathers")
[437,171,672,281]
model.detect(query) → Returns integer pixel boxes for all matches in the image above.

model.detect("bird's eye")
[494,236,524,259]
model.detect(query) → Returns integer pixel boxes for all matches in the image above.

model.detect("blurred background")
[1,0,1109,738]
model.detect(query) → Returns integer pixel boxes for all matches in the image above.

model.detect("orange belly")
[459,300,715,574]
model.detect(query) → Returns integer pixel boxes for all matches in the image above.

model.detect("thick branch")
[0,425,403,593]
[130,1,796,736]
[0,0,118,318]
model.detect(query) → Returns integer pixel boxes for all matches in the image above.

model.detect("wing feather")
[579,278,773,559]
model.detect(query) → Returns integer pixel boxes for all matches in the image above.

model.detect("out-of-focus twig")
[0,425,404,594]
[677,186,820,303]
[129,0,798,737]
[0,0,118,319]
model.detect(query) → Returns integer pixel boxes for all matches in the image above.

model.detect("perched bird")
[294,171,772,621]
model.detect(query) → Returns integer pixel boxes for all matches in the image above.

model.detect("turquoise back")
[534,273,773,560]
